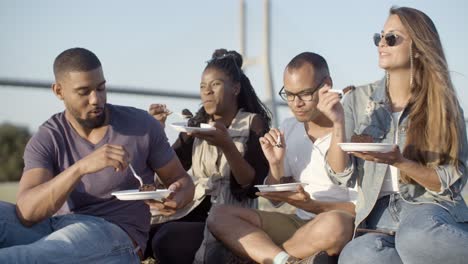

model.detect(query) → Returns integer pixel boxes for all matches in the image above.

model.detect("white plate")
[254,182,308,192]
[338,143,395,152]
[169,122,216,133]
[111,189,171,201]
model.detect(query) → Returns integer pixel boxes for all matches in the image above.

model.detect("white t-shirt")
[379,111,402,197]
[280,118,358,220]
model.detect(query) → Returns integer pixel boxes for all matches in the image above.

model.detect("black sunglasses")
[373,32,401,47]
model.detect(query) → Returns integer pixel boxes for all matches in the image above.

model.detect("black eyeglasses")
[278,81,325,102]
[373,32,402,47]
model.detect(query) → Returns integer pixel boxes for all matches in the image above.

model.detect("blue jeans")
[339,194,468,264]
[0,201,140,264]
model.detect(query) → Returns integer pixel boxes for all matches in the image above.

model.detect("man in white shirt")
[207,52,356,264]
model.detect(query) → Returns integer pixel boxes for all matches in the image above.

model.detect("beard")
[67,104,107,129]
[76,112,106,129]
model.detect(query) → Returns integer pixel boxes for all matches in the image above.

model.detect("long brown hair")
[390,7,463,182]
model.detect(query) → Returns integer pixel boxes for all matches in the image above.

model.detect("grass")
[0,181,19,203]
[1,181,467,264]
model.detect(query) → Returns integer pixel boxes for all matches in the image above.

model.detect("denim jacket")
[326,78,468,229]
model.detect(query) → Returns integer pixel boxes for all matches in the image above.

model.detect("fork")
[128,164,143,187]
[172,112,192,119]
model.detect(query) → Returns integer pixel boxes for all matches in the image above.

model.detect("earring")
[386,71,389,88]
[410,45,414,88]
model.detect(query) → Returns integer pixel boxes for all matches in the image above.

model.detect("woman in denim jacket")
[318,6,468,264]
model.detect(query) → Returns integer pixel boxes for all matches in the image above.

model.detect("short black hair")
[286,52,330,84]
[53,48,101,80]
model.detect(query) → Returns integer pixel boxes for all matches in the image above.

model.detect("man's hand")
[148,103,171,127]
[259,128,286,166]
[256,185,311,208]
[16,144,129,226]
[317,85,345,126]
[75,144,129,175]
[154,156,195,215]
[144,181,189,216]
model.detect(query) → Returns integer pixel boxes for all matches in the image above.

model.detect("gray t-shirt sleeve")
[23,127,55,173]
[146,115,175,170]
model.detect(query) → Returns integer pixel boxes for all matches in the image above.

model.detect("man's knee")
[308,211,354,254]
[207,205,229,232]
[207,205,259,235]
[316,210,354,234]
[207,205,230,235]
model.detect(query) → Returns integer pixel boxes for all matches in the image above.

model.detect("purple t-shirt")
[23,104,175,252]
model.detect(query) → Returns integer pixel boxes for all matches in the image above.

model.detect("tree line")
[0,123,31,182]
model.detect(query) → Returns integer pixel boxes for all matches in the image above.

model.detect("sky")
[1,0,468,143]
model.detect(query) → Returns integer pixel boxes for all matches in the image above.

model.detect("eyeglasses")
[373,32,402,47]
[278,81,325,102]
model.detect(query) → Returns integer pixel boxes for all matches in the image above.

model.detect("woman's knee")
[152,222,205,262]
[397,204,449,250]
[151,222,179,257]
[339,233,401,264]
[396,205,468,262]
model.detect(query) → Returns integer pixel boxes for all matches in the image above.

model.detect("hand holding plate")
[256,184,311,207]
[350,145,404,165]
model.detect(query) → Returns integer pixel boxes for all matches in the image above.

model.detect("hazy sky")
[1,0,467,142]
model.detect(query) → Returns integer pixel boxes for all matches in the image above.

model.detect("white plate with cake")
[112,189,172,201]
[338,143,396,153]
[169,122,216,133]
[254,182,308,192]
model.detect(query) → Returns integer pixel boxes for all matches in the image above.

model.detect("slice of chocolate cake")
[280,176,296,184]
[181,109,194,119]
[139,183,157,192]
[139,180,166,192]
[351,134,374,143]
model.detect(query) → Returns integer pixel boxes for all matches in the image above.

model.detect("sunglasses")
[373,32,401,47]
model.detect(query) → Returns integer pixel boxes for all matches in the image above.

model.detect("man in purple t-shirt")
[0,48,194,263]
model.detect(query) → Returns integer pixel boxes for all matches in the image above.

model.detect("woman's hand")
[317,85,345,126]
[259,128,286,166]
[148,104,171,127]
[350,145,406,166]
[188,121,233,150]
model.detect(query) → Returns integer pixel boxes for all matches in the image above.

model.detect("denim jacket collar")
[369,78,388,105]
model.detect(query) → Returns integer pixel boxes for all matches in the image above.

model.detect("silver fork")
[172,112,192,119]
[128,164,143,187]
